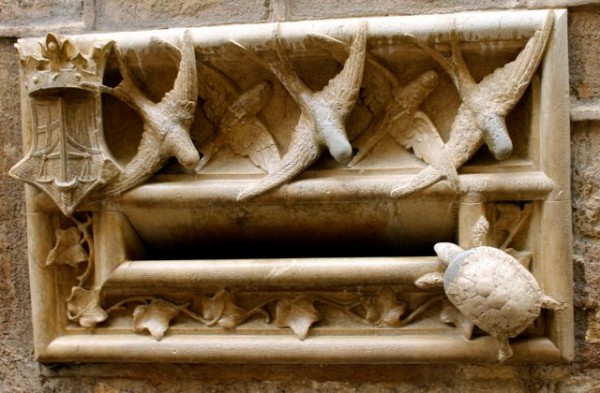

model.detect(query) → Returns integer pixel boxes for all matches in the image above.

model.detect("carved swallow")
[309,33,458,188]
[195,60,279,172]
[232,22,367,201]
[101,31,199,196]
[391,11,554,197]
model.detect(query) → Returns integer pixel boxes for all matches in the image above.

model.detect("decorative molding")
[11,10,572,363]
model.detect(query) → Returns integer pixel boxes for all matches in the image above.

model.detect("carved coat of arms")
[9,33,119,216]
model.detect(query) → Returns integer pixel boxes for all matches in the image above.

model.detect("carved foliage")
[67,288,442,341]
[274,295,322,339]
[45,214,109,328]
[67,287,108,329]
[132,300,183,340]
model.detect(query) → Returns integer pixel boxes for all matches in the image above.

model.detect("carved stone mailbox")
[10,10,572,363]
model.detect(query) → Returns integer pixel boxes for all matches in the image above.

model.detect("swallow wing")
[392,111,458,187]
[393,111,443,163]
[196,61,240,125]
[237,115,320,201]
[316,22,368,117]
[478,11,553,114]
[229,120,280,173]
[307,32,396,118]
[161,31,198,123]
[360,53,398,119]
[444,104,486,168]
[263,26,313,100]
[221,82,279,172]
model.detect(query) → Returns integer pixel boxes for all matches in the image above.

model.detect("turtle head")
[434,242,465,266]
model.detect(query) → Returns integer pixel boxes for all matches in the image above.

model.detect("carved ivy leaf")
[46,227,88,267]
[133,300,181,341]
[275,295,321,340]
[67,287,108,329]
[364,288,407,327]
[195,289,247,330]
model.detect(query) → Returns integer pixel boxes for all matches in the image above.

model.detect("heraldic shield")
[10,34,120,216]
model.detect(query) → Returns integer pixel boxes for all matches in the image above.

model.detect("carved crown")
[16,33,114,94]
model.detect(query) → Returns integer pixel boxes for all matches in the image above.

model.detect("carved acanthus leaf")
[275,295,321,340]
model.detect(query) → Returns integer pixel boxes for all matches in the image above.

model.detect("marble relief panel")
[9,10,572,363]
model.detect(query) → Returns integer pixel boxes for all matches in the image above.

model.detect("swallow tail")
[237,123,320,201]
[390,165,445,198]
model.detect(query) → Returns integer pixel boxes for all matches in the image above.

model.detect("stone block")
[285,0,529,20]
[95,0,271,31]
[0,37,38,393]
[571,121,600,239]
[0,0,84,35]
[569,7,600,101]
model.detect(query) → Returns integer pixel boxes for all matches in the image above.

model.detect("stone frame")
[16,9,572,363]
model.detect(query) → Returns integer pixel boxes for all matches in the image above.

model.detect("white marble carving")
[10,11,572,364]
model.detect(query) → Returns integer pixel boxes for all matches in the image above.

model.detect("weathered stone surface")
[0,38,40,393]
[571,121,600,369]
[0,0,83,30]
[1,1,600,392]
[569,6,600,102]
[572,121,600,239]
[286,0,508,19]
[285,0,595,20]
[32,364,568,392]
[95,0,271,31]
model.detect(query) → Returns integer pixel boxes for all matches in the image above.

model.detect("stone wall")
[1,1,600,391]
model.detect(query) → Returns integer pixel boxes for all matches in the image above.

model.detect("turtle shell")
[443,246,542,338]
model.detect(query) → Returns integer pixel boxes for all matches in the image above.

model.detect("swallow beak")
[319,117,353,163]
[164,128,200,170]
[329,137,353,163]
[481,115,513,161]
[324,125,353,163]
[420,70,438,89]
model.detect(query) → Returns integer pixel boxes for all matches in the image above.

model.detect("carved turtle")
[416,242,564,362]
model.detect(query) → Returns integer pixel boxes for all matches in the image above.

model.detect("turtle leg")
[541,295,566,311]
[496,336,513,362]
[414,272,444,289]
[440,302,474,339]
